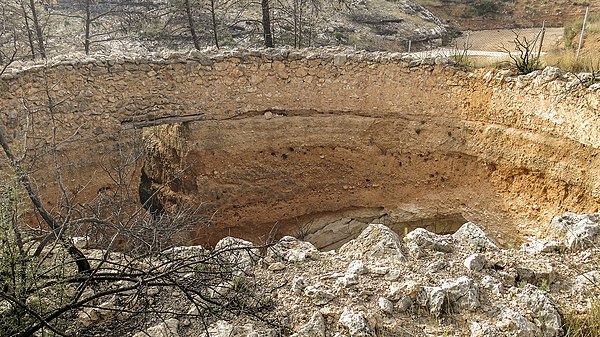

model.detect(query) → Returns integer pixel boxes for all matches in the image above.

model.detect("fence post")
[537,21,545,59]
[576,6,589,60]
[408,40,412,53]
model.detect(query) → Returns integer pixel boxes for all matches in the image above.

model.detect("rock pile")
[70,213,600,336]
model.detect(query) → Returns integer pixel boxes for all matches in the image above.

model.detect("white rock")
[333,54,347,66]
[426,259,449,273]
[206,281,232,300]
[520,238,561,254]
[540,66,562,82]
[550,212,600,250]
[417,286,445,316]
[72,236,90,249]
[453,222,498,251]
[132,318,179,337]
[442,276,480,312]
[405,228,453,258]
[215,237,259,275]
[304,283,336,305]
[206,320,257,337]
[161,245,205,258]
[267,236,318,262]
[464,253,486,272]
[336,275,358,288]
[384,269,401,281]
[290,312,326,337]
[516,285,562,336]
[469,321,500,337]
[186,304,199,316]
[378,297,394,314]
[338,223,405,261]
[292,277,307,293]
[368,266,389,275]
[573,270,600,296]
[480,275,502,297]
[268,262,286,271]
[338,308,373,337]
[496,307,540,337]
[346,260,367,278]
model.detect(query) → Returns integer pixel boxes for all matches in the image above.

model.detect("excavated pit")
[140,106,599,250]
[1,50,599,250]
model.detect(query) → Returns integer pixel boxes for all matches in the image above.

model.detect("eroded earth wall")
[0,49,599,248]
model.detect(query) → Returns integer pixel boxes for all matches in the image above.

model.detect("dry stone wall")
[0,49,598,247]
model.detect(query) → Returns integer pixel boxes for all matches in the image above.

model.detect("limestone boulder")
[291,312,326,337]
[267,236,319,263]
[338,223,405,262]
[405,228,454,258]
[496,307,540,337]
[205,320,258,337]
[453,222,498,251]
[469,321,501,337]
[464,253,487,272]
[550,212,600,250]
[215,237,260,275]
[520,238,561,254]
[338,308,373,337]
[572,270,600,297]
[304,282,336,305]
[132,318,179,337]
[417,286,445,317]
[442,276,480,312]
[515,285,562,336]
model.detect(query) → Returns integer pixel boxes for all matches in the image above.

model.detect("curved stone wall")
[1,49,599,248]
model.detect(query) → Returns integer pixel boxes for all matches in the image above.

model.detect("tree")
[261,0,273,47]
[25,0,46,59]
[53,0,153,55]
[501,30,542,74]
[163,0,253,50]
[0,0,42,61]
[272,0,321,47]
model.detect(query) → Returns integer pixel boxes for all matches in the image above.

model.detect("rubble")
[71,216,600,336]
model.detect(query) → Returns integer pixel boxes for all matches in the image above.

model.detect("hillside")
[416,0,598,30]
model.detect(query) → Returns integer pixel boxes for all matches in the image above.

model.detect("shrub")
[502,31,542,74]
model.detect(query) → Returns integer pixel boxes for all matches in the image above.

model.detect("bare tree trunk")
[28,0,46,59]
[84,0,91,54]
[210,0,219,48]
[261,0,273,47]
[0,130,90,273]
[20,0,36,59]
[184,0,200,50]
[293,0,298,47]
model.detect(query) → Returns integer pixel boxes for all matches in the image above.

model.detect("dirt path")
[453,27,564,52]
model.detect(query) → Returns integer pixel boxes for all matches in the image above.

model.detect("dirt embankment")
[418,0,596,30]
[1,50,599,249]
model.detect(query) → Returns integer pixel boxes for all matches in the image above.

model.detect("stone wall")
[0,49,598,247]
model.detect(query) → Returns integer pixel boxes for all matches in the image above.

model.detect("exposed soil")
[416,0,597,30]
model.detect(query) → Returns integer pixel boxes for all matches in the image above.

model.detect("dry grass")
[542,49,600,73]
[564,15,600,48]
[467,55,511,69]
[563,298,600,337]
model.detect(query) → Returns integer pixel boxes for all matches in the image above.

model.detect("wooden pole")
[576,7,589,60]
[537,21,546,58]
[408,40,412,53]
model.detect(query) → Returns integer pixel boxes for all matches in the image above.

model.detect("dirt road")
[453,27,564,52]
